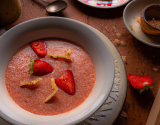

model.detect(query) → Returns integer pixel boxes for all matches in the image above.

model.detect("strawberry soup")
[5,38,96,116]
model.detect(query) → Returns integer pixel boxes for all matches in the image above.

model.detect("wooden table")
[5,0,160,125]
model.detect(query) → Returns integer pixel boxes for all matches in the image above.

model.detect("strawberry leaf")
[139,87,146,94]
[139,85,153,94]
[148,89,152,95]
[29,59,35,74]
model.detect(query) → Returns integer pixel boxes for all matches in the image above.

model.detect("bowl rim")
[0,16,114,125]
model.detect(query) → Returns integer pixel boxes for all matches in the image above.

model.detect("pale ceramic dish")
[0,17,114,125]
[77,0,130,9]
[123,0,160,48]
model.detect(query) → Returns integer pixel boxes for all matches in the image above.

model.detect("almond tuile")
[45,78,58,103]
[20,78,42,87]
[48,49,71,61]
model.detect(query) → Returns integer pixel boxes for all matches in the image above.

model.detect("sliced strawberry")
[29,59,53,76]
[30,40,47,58]
[127,74,153,94]
[55,70,75,95]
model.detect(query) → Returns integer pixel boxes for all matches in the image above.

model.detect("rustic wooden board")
[146,88,160,125]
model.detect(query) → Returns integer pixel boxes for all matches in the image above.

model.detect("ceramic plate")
[77,0,130,8]
[123,0,160,48]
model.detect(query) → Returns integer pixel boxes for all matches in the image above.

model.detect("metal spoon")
[45,0,68,13]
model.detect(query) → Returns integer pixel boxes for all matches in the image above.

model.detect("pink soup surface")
[5,38,96,116]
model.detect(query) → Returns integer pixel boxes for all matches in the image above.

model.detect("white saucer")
[0,22,127,125]
[123,0,160,48]
[77,0,130,9]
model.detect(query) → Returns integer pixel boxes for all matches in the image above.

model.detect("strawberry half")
[55,70,75,95]
[30,40,47,58]
[29,59,53,76]
[127,74,153,94]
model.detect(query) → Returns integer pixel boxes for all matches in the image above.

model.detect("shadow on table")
[130,38,160,70]
[48,12,67,17]
[30,0,46,9]
[128,85,154,120]
[71,0,125,19]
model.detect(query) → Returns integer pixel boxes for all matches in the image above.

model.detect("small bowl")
[140,4,160,35]
[0,17,114,125]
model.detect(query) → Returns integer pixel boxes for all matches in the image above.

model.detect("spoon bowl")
[46,0,68,13]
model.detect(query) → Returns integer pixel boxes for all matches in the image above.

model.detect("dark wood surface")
[5,0,160,125]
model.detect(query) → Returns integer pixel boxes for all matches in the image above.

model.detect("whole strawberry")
[127,74,153,94]
[30,40,47,58]
[55,70,75,95]
[29,59,53,76]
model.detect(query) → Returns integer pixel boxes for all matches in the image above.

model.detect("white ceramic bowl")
[0,17,114,125]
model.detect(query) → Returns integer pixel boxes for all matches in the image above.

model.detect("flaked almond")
[129,25,133,31]
[120,111,127,119]
[105,26,109,32]
[153,67,159,72]
[116,32,122,38]
[122,56,127,64]
[113,39,121,46]
[120,41,127,47]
